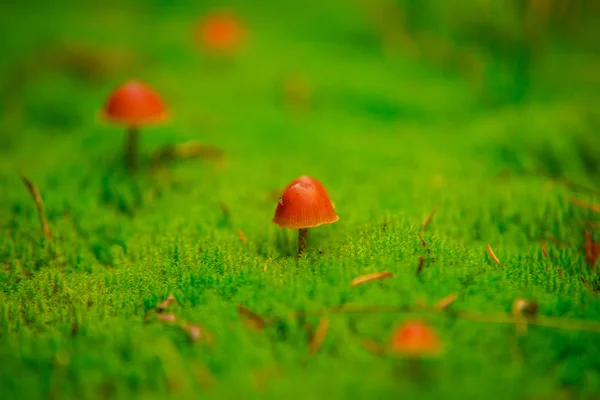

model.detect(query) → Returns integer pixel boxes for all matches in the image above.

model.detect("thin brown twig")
[20,175,51,239]
[350,271,393,287]
[486,244,504,269]
[580,276,597,297]
[570,197,600,213]
[421,205,439,231]
[273,304,600,333]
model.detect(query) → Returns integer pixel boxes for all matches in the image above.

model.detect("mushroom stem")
[406,357,422,380]
[298,228,308,257]
[125,126,139,172]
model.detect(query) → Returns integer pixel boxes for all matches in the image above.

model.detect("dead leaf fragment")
[158,313,178,323]
[182,322,214,343]
[157,295,177,312]
[237,305,266,331]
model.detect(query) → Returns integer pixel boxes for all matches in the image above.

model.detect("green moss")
[1,0,600,399]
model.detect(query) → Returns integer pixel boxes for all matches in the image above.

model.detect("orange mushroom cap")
[197,12,244,52]
[102,80,168,127]
[272,176,339,229]
[390,320,442,357]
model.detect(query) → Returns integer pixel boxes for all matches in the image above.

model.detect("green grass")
[1,0,600,399]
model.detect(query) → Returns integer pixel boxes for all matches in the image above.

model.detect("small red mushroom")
[390,320,442,358]
[390,319,442,378]
[272,176,339,257]
[196,11,245,55]
[102,80,168,172]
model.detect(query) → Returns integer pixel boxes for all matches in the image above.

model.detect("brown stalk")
[350,271,393,287]
[421,205,439,231]
[486,244,504,269]
[20,175,52,239]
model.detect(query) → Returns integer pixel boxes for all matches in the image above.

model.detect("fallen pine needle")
[308,317,330,354]
[570,197,600,213]
[418,234,427,248]
[435,293,458,310]
[350,271,393,287]
[487,244,504,269]
[237,229,248,244]
[237,305,266,331]
[541,245,549,258]
[361,339,386,356]
[20,175,51,239]
[157,295,177,312]
[416,256,426,275]
[421,205,439,231]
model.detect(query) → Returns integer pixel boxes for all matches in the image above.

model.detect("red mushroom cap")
[197,12,244,52]
[102,80,168,127]
[272,176,339,229]
[390,320,442,357]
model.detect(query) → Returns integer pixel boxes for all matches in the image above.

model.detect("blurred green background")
[1,0,600,399]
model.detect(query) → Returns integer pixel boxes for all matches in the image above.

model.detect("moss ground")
[1,1,600,399]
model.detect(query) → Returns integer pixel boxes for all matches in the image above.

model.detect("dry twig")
[416,256,426,275]
[421,205,439,231]
[20,175,51,239]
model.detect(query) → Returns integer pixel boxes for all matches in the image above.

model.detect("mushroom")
[390,320,442,378]
[196,11,244,55]
[102,80,168,172]
[272,176,339,257]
